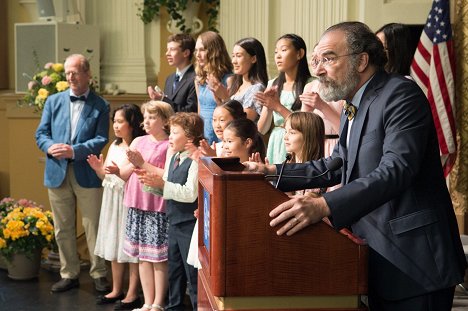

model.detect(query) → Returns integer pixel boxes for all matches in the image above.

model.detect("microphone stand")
[275,153,292,189]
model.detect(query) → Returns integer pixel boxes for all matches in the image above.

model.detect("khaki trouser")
[48,164,107,279]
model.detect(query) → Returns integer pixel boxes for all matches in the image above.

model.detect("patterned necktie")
[173,153,180,170]
[343,101,357,121]
[172,74,180,93]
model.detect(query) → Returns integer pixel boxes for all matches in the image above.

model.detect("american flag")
[410,0,456,177]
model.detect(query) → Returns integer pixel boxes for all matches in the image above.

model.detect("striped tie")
[173,153,180,170]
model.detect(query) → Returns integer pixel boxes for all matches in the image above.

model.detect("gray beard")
[317,69,359,102]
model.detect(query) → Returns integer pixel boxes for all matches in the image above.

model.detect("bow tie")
[343,101,357,121]
[70,95,86,102]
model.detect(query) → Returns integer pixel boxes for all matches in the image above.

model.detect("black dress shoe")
[51,278,80,292]
[96,292,125,305]
[94,277,111,292]
[114,297,142,310]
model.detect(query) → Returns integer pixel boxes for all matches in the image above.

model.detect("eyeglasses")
[310,52,361,69]
[65,71,83,77]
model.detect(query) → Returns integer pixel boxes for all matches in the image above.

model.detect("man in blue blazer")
[148,33,197,112]
[36,54,110,293]
[246,22,466,310]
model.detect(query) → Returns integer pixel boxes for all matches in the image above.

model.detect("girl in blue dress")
[194,31,233,145]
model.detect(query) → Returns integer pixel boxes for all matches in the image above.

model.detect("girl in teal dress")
[255,34,312,164]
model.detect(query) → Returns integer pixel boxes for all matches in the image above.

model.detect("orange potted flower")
[0,198,55,279]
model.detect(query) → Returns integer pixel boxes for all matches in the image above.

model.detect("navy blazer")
[35,90,110,188]
[276,71,466,299]
[163,65,197,113]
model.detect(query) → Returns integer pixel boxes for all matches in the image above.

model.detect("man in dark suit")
[35,54,110,293]
[245,22,466,310]
[148,34,197,112]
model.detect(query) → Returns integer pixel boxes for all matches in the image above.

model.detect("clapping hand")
[105,161,120,175]
[207,74,229,103]
[248,152,268,164]
[185,141,202,162]
[198,139,217,157]
[254,86,281,111]
[134,168,164,188]
[299,91,326,112]
[126,148,144,167]
[87,154,105,176]
[243,154,275,175]
[147,85,164,101]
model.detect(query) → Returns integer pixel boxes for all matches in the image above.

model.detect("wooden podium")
[197,157,368,311]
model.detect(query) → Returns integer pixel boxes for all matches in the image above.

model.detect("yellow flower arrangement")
[18,57,98,113]
[19,61,69,112]
[0,198,55,261]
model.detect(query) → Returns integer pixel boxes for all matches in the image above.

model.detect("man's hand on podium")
[269,194,331,236]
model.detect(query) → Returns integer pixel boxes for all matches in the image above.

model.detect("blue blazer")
[276,71,466,299]
[35,90,110,188]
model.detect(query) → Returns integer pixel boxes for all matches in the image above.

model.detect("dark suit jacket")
[276,71,466,300]
[35,90,110,188]
[163,65,197,113]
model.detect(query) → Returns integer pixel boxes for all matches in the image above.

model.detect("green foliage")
[137,0,220,33]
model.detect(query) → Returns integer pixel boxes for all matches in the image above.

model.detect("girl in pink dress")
[116,100,174,311]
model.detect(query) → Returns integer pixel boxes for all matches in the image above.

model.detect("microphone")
[325,157,343,172]
[275,153,292,189]
[266,157,343,181]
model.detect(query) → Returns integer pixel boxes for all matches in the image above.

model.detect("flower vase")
[6,249,42,280]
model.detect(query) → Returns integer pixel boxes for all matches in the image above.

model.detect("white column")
[86,0,160,93]
[220,0,274,76]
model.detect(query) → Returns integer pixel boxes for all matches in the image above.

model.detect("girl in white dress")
[87,104,145,308]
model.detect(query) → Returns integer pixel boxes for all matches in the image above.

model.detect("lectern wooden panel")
[198,157,368,311]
